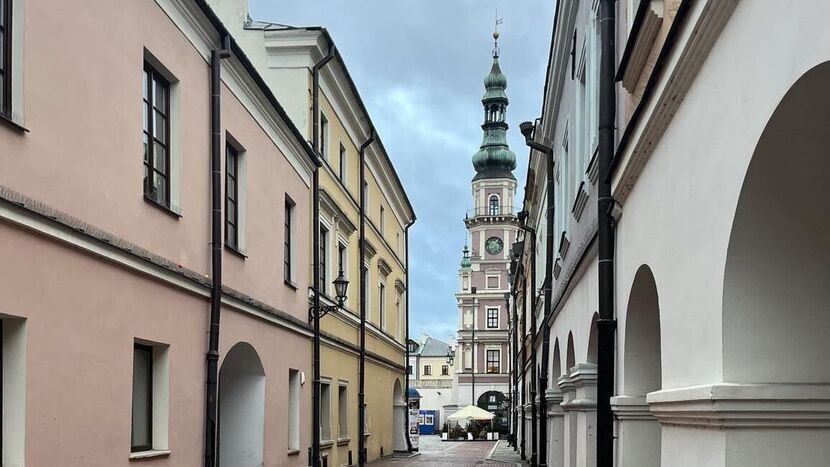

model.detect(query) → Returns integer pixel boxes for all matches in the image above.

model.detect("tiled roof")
[419,336,451,358]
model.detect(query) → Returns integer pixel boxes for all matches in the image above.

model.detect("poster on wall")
[408,409,420,450]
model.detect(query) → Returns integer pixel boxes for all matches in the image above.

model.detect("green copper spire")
[472,31,517,181]
[460,243,472,270]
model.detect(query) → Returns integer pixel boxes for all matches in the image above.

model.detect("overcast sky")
[249,0,555,343]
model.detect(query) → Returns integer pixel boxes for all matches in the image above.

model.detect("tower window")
[488,195,499,215]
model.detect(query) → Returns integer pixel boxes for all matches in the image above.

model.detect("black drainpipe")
[311,42,335,467]
[538,141,555,467]
[519,120,555,467]
[358,130,374,466]
[204,34,231,467]
[597,0,617,466]
[403,217,415,452]
[519,274,527,460]
[517,217,537,466]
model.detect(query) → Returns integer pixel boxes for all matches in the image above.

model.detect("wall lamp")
[309,269,349,322]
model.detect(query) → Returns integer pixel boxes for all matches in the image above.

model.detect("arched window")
[488,195,500,215]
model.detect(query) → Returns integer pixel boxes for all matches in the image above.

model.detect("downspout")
[404,217,416,452]
[358,130,375,466]
[520,275,527,460]
[596,0,617,466]
[518,221,537,465]
[519,120,555,467]
[204,34,231,467]
[538,148,555,467]
[311,42,336,467]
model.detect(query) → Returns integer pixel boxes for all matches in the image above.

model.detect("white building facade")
[514,1,830,466]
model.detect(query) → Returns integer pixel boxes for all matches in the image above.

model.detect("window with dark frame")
[379,206,385,236]
[225,143,240,250]
[320,226,329,294]
[0,0,11,116]
[338,243,346,277]
[284,198,294,282]
[131,344,153,452]
[442,365,449,376]
[339,143,347,182]
[379,282,386,329]
[407,365,413,375]
[320,113,329,160]
[143,63,171,208]
[488,195,499,215]
[487,308,498,329]
[423,365,431,376]
[486,349,500,374]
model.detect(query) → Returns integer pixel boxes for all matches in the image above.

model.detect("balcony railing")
[411,379,454,389]
[466,206,517,218]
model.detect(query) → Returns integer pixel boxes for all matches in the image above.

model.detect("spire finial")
[493,11,503,58]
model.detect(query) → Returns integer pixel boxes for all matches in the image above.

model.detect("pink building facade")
[0,0,318,465]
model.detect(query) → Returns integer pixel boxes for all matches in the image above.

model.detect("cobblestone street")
[369,436,523,466]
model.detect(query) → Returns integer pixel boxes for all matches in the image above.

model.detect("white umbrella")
[447,404,495,421]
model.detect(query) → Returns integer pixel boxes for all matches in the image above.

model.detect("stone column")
[558,374,577,467]
[611,395,659,467]
[560,364,597,467]
[546,387,565,467]
[648,383,830,467]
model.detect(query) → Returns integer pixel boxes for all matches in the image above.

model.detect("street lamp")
[309,269,349,321]
[446,349,455,366]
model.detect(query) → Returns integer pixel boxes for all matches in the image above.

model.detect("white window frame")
[320,112,329,161]
[486,307,499,329]
[287,369,301,452]
[284,196,296,285]
[130,338,170,456]
[337,383,349,439]
[320,379,332,441]
[378,279,386,330]
[1,316,26,466]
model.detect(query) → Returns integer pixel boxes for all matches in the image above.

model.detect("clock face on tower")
[485,236,504,255]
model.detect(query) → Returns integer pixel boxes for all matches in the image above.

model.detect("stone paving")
[369,436,526,466]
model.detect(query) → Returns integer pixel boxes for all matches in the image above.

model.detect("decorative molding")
[586,145,599,184]
[377,258,392,276]
[620,1,664,93]
[648,383,830,429]
[553,257,562,279]
[610,395,656,421]
[320,189,356,236]
[558,231,570,260]
[613,0,739,203]
[571,181,589,222]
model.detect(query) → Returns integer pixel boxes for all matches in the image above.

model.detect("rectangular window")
[284,198,294,282]
[423,365,431,376]
[288,369,300,451]
[379,282,386,330]
[0,0,11,115]
[338,385,348,437]
[339,142,347,182]
[225,143,239,250]
[320,226,329,294]
[131,344,153,452]
[321,381,332,441]
[361,265,369,320]
[143,63,171,208]
[487,308,498,329]
[486,350,500,374]
[407,365,413,375]
[320,113,329,160]
[442,365,449,376]
[338,243,347,277]
[379,206,385,236]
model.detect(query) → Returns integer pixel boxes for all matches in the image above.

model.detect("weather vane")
[493,10,503,58]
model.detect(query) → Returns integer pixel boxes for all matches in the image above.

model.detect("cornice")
[648,383,830,429]
[612,0,739,203]
[610,395,655,421]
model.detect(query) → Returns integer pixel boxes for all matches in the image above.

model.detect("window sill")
[287,449,301,456]
[0,113,29,133]
[337,437,351,446]
[321,439,335,450]
[143,196,181,219]
[224,244,247,259]
[129,450,171,461]
[284,280,299,290]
